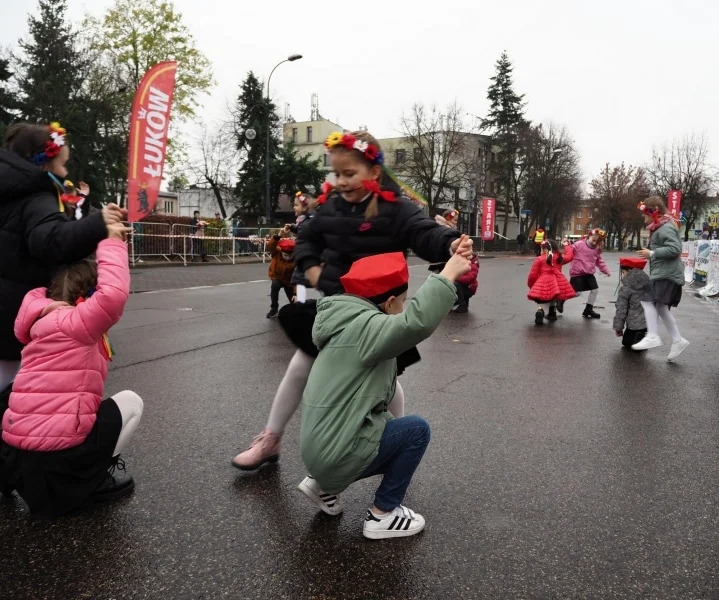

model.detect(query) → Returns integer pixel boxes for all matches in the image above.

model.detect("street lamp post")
[265,54,302,226]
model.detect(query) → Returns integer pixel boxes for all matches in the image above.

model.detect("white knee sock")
[296,285,307,303]
[641,301,660,337]
[387,382,405,417]
[656,303,682,343]
[112,391,144,456]
[587,289,599,305]
[0,360,20,390]
[266,350,315,434]
[538,303,550,312]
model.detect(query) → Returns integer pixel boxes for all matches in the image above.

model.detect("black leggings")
[270,279,294,309]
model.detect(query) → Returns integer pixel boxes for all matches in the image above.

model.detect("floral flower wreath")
[637,201,659,221]
[32,122,67,166]
[295,191,308,206]
[324,131,384,165]
[588,228,607,238]
[445,209,459,220]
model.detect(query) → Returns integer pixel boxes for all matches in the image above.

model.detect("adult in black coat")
[0,123,124,387]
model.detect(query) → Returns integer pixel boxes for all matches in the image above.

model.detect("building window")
[395,149,406,163]
[576,210,583,218]
[292,128,298,143]
[576,224,583,231]
[323,154,331,168]
[307,126,313,143]
[413,147,422,162]
[163,200,176,215]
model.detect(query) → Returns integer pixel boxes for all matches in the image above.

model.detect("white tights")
[111,390,144,456]
[266,349,405,435]
[641,301,682,343]
[586,289,599,305]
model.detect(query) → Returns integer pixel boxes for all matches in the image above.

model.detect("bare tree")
[187,122,239,218]
[646,133,716,240]
[519,123,583,239]
[393,103,478,214]
[589,163,649,249]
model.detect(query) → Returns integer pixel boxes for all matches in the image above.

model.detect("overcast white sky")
[3,0,718,183]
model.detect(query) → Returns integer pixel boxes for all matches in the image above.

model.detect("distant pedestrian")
[632,197,689,360]
[613,257,649,350]
[191,210,208,262]
[0,232,142,517]
[569,228,610,319]
[298,250,471,539]
[265,231,296,319]
[533,227,546,256]
[289,191,317,303]
[527,239,576,325]
[517,232,527,254]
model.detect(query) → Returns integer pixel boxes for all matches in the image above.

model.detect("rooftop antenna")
[311,93,320,121]
[284,102,295,123]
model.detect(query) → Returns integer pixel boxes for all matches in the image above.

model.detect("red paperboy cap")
[278,239,296,252]
[340,252,409,303]
[619,257,647,270]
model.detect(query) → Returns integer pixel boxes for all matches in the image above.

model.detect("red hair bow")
[317,182,334,206]
[362,179,396,202]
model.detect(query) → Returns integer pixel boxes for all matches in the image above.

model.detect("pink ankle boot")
[232,428,281,470]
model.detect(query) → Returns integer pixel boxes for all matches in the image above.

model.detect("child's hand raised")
[107,222,132,242]
[440,250,471,282]
[450,234,473,258]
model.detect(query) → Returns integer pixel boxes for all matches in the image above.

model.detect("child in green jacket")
[298,240,471,539]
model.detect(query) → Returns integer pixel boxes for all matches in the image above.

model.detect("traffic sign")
[520,209,531,218]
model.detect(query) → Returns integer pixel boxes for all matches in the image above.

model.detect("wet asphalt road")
[1,256,718,600]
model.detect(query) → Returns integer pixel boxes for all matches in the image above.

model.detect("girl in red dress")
[527,239,576,325]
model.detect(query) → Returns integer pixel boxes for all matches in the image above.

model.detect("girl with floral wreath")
[232,130,473,470]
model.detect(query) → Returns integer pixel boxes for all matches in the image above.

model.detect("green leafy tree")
[85,0,213,121]
[233,71,280,216]
[482,51,529,236]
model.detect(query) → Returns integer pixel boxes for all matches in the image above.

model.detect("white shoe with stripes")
[297,476,343,516]
[363,505,425,539]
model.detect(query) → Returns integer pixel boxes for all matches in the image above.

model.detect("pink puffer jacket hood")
[2,239,129,451]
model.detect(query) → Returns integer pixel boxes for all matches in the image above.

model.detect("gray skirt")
[642,279,682,307]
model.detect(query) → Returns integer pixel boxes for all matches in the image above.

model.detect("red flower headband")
[295,191,308,206]
[638,201,660,223]
[324,131,385,165]
[32,122,67,166]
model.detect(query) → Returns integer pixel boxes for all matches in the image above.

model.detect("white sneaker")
[632,335,662,351]
[667,338,690,362]
[363,505,425,540]
[297,476,343,516]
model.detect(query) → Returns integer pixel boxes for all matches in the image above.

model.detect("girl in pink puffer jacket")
[568,229,611,319]
[0,232,143,516]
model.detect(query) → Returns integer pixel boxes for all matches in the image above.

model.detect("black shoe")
[201,258,209,263]
[582,304,601,319]
[535,309,545,325]
[93,457,135,503]
[454,304,468,314]
[547,306,558,321]
[266,308,278,319]
[556,300,565,314]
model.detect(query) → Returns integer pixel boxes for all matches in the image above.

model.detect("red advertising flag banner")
[127,61,178,223]
[481,197,496,241]
[667,189,682,222]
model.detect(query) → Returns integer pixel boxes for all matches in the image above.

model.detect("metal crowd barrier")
[126,222,268,266]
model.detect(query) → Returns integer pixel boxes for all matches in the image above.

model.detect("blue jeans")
[357,415,431,512]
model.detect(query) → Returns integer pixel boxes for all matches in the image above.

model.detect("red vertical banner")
[127,61,178,223]
[481,197,496,241]
[667,189,682,222]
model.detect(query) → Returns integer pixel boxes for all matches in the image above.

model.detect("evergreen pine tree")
[0,57,17,140]
[234,71,281,217]
[17,0,83,125]
[483,51,529,236]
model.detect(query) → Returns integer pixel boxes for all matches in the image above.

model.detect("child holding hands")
[298,241,471,539]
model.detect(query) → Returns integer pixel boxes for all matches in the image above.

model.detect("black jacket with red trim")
[295,190,460,296]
